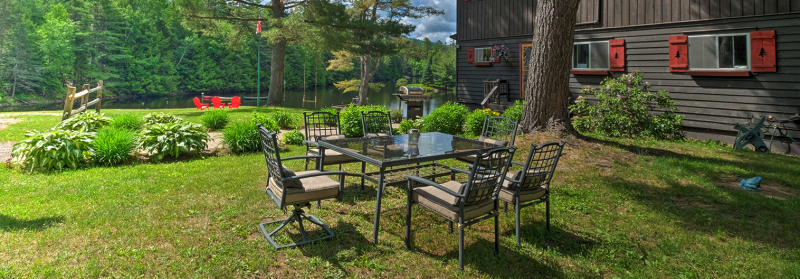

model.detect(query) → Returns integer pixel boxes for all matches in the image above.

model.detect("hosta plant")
[137,121,209,162]
[56,111,111,132]
[569,71,684,140]
[11,129,95,171]
[143,112,183,125]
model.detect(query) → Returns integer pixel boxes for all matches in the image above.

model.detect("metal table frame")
[316,132,501,243]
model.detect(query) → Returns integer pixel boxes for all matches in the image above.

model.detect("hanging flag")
[256,12,262,34]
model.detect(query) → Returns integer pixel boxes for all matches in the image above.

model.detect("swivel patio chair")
[257,124,347,249]
[457,116,518,164]
[361,111,394,138]
[499,141,565,248]
[405,146,516,272]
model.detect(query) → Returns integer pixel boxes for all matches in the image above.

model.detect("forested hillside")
[0,0,454,102]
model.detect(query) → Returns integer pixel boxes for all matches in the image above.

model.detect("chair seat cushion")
[365,132,391,138]
[319,134,346,141]
[268,170,340,205]
[479,136,509,147]
[308,149,359,164]
[498,171,547,203]
[412,181,494,222]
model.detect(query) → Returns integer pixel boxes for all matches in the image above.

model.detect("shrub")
[11,129,95,171]
[223,121,260,153]
[397,118,424,134]
[94,127,135,166]
[137,121,209,162]
[388,108,403,123]
[339,104,389,138]
[465,108,500,136]
[110,114,143,130]
[503,100,525,122]
[252,111,281,133]
[56,111,111,132]
[396,78,408,87]
[202,109,230,130]
[320,108,338,115]
[282,129,305,145]
[271,110,296,129]
[569,71,684,140]
[143,112,183,125]
[422,102,469,135]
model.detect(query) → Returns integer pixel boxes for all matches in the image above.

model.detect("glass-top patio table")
[315,132,503,243]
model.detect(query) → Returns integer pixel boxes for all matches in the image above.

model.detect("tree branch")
[185,15,263,22]
[230,0,272,9]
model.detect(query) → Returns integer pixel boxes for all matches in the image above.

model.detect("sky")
[402,0,457,43]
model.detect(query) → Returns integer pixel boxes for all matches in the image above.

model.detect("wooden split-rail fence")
[62,81,104,121]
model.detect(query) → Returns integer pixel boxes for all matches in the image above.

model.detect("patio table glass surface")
[316,132,504,243]
[316,132,499,167]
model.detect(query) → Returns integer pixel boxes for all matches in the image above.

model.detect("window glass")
[591,42,610,69]
[475,47,492,62]
[689,36,717,69]
[718,36,734,68]
[732,35,748,68]
[573,44,589,68]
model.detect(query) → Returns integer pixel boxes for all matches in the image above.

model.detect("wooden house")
[454,0,800,154]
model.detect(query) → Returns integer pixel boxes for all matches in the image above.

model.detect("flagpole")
[257,10,262,107]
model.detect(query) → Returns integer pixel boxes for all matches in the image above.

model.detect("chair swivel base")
[259,207,335,249]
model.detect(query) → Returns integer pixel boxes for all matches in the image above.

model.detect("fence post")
[96,80,103,113]
[62,87,76,121]
[81,84,90,109]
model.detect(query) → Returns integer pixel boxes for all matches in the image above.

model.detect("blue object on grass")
[739,177,763,191]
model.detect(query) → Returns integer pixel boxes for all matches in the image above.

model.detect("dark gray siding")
[457,37,531,105]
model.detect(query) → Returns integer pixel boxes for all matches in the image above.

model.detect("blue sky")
[402,0,457,43]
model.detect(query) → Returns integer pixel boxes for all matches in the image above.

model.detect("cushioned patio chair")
[405,146,516,272]
[361,111,394,138]
[457,116,518,164]
[302,111,364,188]
[257,124,347,249]
[499,141,565,247]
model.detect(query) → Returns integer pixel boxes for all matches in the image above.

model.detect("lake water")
[1,85,456,117]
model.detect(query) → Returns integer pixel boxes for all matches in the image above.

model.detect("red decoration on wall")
[467,48,475,64]
[609,39,626,72]
[751,30,777,73]
[669,36,688,73]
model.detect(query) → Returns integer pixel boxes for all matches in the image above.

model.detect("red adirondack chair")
[211,96,226,109]
[228,96,241,108]
[193,97,209,110]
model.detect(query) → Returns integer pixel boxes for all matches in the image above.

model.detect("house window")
[475,47,493,63]
[572,41,609,70]
[688,34,750,70]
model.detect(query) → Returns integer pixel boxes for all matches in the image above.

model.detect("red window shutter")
[467,48,475,64]
[669,36,688,73]
[751,30,776,73]
[609,39,626,72]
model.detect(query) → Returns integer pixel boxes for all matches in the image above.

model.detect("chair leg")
[405,184,412,249]
[448,221,453,233]
[338,164,343,183]
[515,198,521,248]
[458,225,465,272]
[494,206,500,254]
[316,201,321,208]
[360,162,366,190]
[259,206,335,249]
[504,201,508,215]
[546,197,551,232]
[304,158,309,171]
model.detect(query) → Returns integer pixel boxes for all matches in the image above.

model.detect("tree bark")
[357,55,381,106]
[521,0,581,137]
[11,59,17,99]
[265,1,286,107]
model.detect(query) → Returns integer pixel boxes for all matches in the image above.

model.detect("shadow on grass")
[0,214,64,232]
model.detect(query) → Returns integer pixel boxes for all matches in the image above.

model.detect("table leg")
[372,167,386,243]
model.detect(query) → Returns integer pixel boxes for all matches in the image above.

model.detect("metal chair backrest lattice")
[304,111,342,143]
[361,111,394,137]
[517,141,566,192]
[257,124,288,204]
[480,116,519,147]
[463,147,516,206]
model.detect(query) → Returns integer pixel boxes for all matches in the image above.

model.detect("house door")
[520,42,533,99]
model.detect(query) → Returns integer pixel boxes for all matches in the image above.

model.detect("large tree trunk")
[520,0,581,137]
[357,55,381,106]
[265,1,286,107]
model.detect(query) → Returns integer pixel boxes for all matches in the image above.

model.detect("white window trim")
[474,47,493,63]
[572,41,611,70]
[687,33,751,71]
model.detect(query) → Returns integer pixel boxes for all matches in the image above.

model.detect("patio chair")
[361,111,394,137]
[211,96,226,109]
[193,97,208,110]
[257,124,347,249]
[457,116,518,164]
[405,146,517,272]
[228,96,241,109]
[499,141,566,248]
[302,111,364,185]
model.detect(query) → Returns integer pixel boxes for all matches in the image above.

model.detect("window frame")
[571,40,611,71]
[687,33,751,71]
[474,47,493,63]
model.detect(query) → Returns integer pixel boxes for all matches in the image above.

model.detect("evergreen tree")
[421,58,433,86]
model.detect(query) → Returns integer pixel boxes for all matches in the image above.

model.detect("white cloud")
[402,0,457,43]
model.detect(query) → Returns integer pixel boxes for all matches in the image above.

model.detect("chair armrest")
[285,171,350,181]
[511,161,526,167]
[504,176,522,184]
[407,175,464,197]
[449,167,471,175]
[303,140,319,146]
[281,155,321,162]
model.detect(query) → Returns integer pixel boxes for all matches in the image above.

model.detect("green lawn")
[1,110,799,278]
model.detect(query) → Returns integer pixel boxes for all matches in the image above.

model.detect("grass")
[1,110,799,277]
